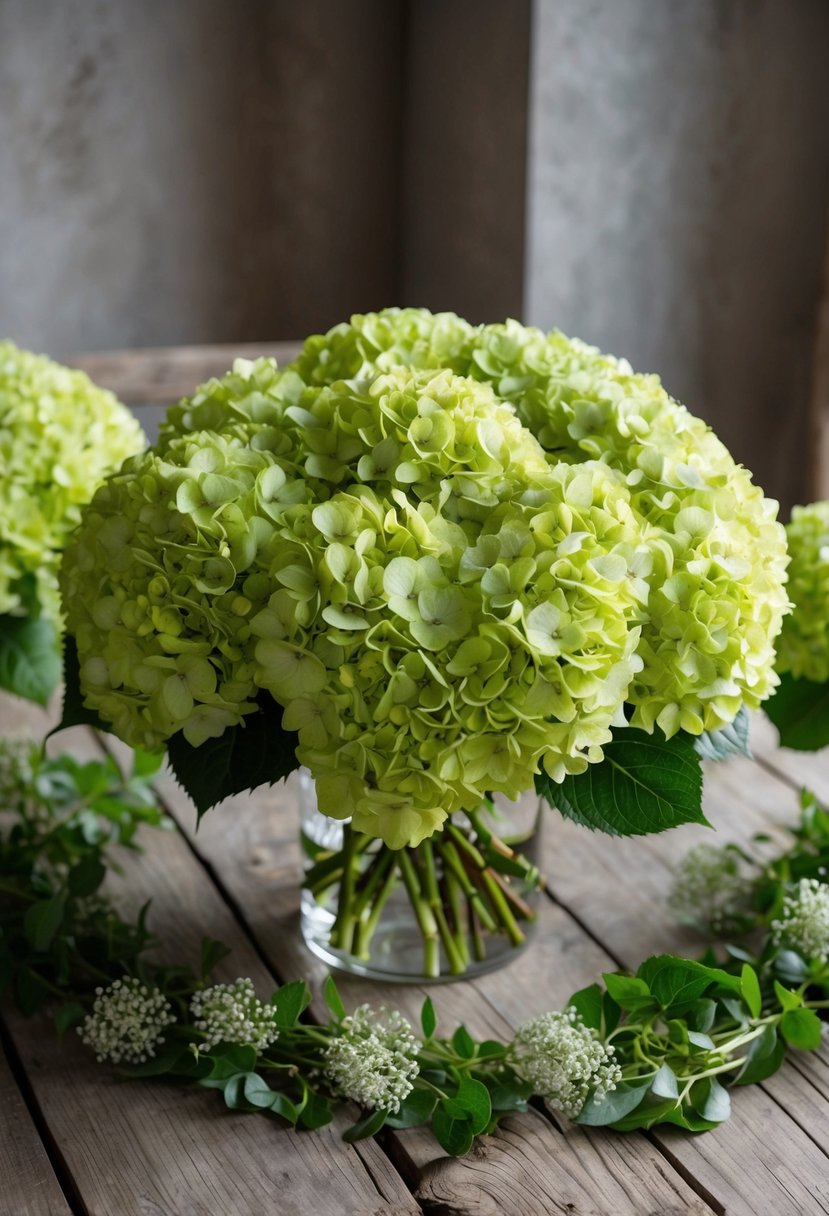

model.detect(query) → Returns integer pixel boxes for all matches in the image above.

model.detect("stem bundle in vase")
[304,811,541,977]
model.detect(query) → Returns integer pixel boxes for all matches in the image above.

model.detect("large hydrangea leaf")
[0,616,61,705]
[537,728,705,836]
[764,673,829,752]
[167,695,300,817]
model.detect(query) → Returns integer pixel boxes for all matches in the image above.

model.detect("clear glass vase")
[298,770,543,983]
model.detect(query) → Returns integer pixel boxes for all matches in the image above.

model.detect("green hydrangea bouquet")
[0,342,144,705]
[765,500,829,751]
[58,309,790,978]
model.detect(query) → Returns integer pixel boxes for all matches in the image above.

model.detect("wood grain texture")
[146,767,717,1216]
[1,723,417,1216]
[70,342,302,405]
[0,1046,71,1216]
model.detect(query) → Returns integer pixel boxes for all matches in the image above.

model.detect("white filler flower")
[772,879,829,965]
[669,842,753,931]
[190,978,279,1052]
[323,1004,420,1113]
[510,1008,622,1118]
[79,978,175,1064]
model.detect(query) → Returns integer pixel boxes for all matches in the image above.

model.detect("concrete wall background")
[526,0,829,509]
[1,0,827,506]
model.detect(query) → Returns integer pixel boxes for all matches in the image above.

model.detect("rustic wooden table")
[2,348,828,1215]
[3,711,829,1216]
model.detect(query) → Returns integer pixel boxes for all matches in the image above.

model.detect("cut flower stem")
[303,813,542,979]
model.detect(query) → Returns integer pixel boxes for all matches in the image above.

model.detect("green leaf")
[24,893,66,952]
[488,1077,534,1111]
[54,1002,86,1036]
[651,1064,679,1099]
[420,995,436,1039]
[166,693,299,818]
[567,983,604,1031]
[693,707,752,761]
[323,975,346,1021]
[131,748,165,781]
[274,980,311,1028]
[739,963,758,1021]
[735,1025,785,1086]
[603,973,654,1013]
[773,980,802,1013]
[443,1077,491,1134]
[203,1045,257,1079]
[539,728,706,836]
[637,955,742,1010]
[577,1077,654,1126]
[451,1024,476,1059]
[297,1091,333,1130]
[781,1008,823,1050]
[696,1078,731,1123]
[342,1107,388,1142]
[51,636,111,735]
[68,856,107,898]
[765,672,829,751]
[385,1087,437,1129]
[689,998,717,1034]
[431,1105,475,1156]
[0,616,61,706]
[200,937,232,980]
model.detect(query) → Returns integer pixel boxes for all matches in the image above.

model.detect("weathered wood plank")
[70,342,302,405]
[147,768,717,1216]
[1,722,418,1216]
[0,1045,72,1216]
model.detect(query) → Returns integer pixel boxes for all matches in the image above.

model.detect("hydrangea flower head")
[62,311,790,847]
[0,342,144,622]
[295,310,790,737]
[776,502,829,683]
[510,1007,622,1119]
[78,977,175,1064]
[190,977,280,1053]
[323,1003,420,1112]
[62,360,646,845]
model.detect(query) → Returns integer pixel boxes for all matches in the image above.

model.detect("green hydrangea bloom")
[293,311,790,736]
[63,362,645,845]
[776,502,829,683]
[0,342,144,622]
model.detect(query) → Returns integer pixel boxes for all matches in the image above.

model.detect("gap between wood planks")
[0,1018,83,1216]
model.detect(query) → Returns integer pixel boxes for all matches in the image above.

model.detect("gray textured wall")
[526,0,829,509]
[0,0,404,359]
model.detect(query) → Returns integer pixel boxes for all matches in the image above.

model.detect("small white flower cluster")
[669,842,753,932]
[78,978,175,1064]
[189,978,279,1053]
[323,1004,420,1113]
[772,878,829,965]
[0,737,34,806]
[510,1008,622,1119]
